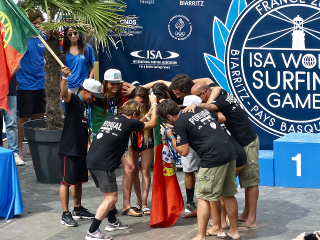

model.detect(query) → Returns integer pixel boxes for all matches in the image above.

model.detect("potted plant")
[20,0,133,183]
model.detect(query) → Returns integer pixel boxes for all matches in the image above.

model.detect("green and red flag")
[0,0,39,112]
[150,118,184,227]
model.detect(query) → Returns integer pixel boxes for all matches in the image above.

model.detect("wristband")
[62,76,68,80]
[169,135,175,142]
[152,103,158,107]
[145,113,151,122]
[195,103,199,107]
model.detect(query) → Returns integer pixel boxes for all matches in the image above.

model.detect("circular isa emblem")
[225,1,320,136]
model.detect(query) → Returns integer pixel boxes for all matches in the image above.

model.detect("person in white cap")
[58,66,104,228]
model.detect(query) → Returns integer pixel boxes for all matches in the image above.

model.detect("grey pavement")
[1,141,319,240]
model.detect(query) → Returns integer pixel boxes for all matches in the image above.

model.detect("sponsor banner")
[99,0,320,149]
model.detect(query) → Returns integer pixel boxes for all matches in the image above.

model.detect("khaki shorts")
[238,135,260,188]
[196,159,238,201]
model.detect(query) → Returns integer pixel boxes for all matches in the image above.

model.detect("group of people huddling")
[7,11,260,239]
[59,60,260,240]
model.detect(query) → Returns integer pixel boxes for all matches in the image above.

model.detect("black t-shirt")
[58,94,89,157]
[212,92,256,147]
[86,115,145,171]
[174,108,237,168]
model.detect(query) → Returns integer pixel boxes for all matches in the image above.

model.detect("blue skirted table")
[0,147,24,219]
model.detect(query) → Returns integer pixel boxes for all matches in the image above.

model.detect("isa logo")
[205,0,320,137]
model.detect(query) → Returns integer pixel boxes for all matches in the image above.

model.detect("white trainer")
[14,153,25,166]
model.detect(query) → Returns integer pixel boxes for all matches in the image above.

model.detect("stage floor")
[0,141,318,240]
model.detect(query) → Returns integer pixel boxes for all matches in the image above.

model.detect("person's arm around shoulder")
[144,80,171,89]
[61,66,72,103]
[207,86,221,103]
[141,94,158,130]
[182,102,218,113]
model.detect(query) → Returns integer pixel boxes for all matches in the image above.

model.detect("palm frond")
[19,0,135,55]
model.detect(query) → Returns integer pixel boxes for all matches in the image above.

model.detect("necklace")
[108,97,117,115]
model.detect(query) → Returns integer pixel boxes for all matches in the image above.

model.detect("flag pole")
[37,35,64,67]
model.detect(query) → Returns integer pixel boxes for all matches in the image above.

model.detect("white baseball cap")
[82,78,104,98]
[104,69,124,83]
[183,95,202,106]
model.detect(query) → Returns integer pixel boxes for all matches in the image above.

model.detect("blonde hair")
[122,100,142,117]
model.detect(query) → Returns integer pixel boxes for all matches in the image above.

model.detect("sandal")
[121,207,142,217]
[142,207,151,215]
[132,204,142,212]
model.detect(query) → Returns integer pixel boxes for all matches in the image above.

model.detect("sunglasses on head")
[67,31,78,37]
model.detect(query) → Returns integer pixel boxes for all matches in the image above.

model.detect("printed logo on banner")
[205,0,320,137]
[130,50,179,69]
[168,15,192,40]
[140,0,155,4]
[114,19,143,36]
[179,1,204,6]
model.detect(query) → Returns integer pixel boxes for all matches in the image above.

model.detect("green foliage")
[20,0,134,54]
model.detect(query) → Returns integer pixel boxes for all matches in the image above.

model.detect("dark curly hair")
[28,10,45,22]
[170,74,194,93]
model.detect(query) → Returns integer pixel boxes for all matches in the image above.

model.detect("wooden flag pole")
[37,34,64,67]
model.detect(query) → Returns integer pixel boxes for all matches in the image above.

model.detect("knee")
[141,168,150,178]
[125,165,135,175]
[107,195,118,205]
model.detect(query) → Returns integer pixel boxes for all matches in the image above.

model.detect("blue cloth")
[64,43,95,89]
[3,96,18,154]
[0,148,24,220]
[16,33,47,90]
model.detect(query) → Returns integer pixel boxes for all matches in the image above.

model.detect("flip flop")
[121,207,142,217]
[206,231,217,236]
[142,207,151,215]
[238,225,258,231]
[217,232,241,240]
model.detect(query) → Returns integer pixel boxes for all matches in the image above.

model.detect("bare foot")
[182,209,197,218]
[238,224,258,231]
[190,235,205,240]
[237,214,247,223]
[27,147,31,155]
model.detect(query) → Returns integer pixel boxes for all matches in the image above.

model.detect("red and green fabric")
[0,0,39,112]
[150,118,184,227]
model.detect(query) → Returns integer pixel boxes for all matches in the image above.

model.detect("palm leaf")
[19,0,135,54]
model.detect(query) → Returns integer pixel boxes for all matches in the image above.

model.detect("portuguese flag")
[150,119,184,227]
[0,0,39,112]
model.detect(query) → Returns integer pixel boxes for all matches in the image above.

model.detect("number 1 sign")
[274,133,320,188]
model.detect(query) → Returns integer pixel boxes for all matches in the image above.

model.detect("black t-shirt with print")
[58,94,89,157]
[174,108,237,168]
[87,115,145,171]
[211,91,257,147]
